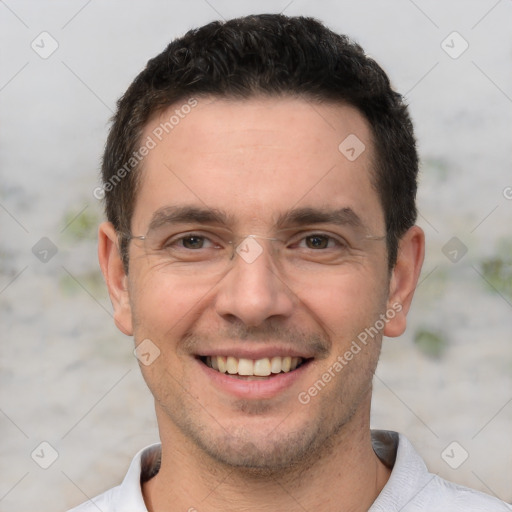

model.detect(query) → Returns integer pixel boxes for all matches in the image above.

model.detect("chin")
[201,431,318,474]
[184,410,344,477]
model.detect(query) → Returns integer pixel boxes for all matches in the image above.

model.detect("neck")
[143,404,391,512]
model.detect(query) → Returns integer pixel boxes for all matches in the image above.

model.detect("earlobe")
[383,225,425,338]
[98,222,134,336]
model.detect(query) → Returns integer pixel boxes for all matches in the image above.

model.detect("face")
[103,96,413,473]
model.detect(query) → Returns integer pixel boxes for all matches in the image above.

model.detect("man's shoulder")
[68,485,120,512]
[66,443,160,512]
[417,474,512,511]
[371,431,512,511]
[67,486,119,512]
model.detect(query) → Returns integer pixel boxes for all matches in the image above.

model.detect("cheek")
[294,268,388,333]
[129,275,201,393]
[129,272,203,338]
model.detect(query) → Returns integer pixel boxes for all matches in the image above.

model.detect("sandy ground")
[1,1,511,510]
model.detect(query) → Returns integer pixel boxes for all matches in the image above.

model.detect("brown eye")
[305,235,330,249]
[181,235,206,249]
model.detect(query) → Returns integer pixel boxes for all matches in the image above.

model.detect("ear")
[98,221,133,336]
[383,225,425,338]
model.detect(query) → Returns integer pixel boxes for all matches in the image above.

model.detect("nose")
[214,238,295,327]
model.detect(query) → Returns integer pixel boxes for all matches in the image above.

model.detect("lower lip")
[196,358,313,400]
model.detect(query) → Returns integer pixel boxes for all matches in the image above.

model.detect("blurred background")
[1,1,511,510]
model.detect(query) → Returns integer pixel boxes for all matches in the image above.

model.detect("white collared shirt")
[68,430,511,511]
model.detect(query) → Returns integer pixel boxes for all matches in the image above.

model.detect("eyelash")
[165,232,348,250]
[294,234,347,250]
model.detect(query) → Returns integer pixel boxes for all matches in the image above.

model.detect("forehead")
[132,96,383,233]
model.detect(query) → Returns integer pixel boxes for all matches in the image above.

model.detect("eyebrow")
[275,207,364,231]
[146,205,366,232]
[147,206,233,232]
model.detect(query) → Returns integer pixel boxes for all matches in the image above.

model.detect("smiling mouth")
[199,355,310,380]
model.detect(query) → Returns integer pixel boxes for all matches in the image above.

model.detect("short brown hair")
[101,14,418,271]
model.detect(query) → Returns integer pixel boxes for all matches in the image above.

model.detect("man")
[70,14,511,512]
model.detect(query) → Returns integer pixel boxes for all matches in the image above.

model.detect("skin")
[99,96,425,511]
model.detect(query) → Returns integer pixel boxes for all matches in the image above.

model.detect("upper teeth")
[206,356,302,376]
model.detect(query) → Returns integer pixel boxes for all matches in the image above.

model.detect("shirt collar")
[369,430,433,511]
[116,443,160,511]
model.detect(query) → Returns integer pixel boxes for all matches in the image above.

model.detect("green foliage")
[61,205,100,241]
[480,240,512,300]
[413,327,447,359]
